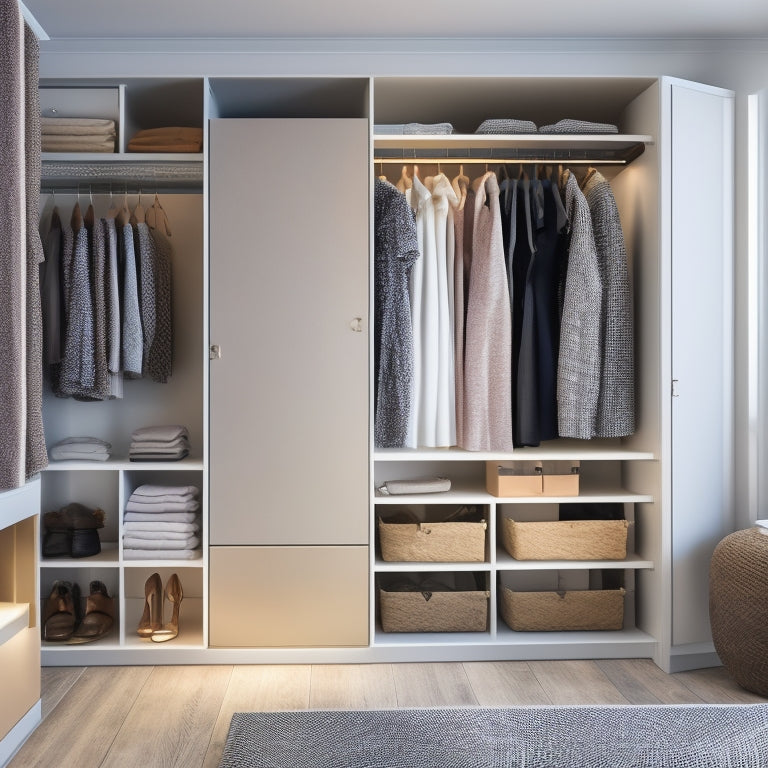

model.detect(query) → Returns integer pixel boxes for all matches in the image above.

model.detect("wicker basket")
[501,518,629,560]
[499,585,625,631]
[378,516,486,562]
[379,587,489,632]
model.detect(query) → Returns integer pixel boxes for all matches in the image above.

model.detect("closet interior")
[28,74,733,673]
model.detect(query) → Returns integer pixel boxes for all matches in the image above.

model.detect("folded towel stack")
[538,119,618,134]
[41,116,117,153]
[127,126,203,153]
[49,436,111,462]
[374,122,455,135]
[475,118,538,134]
[129,425,190,462]
[123,484,201,560]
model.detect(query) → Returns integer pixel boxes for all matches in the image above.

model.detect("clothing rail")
[374,156,623,166]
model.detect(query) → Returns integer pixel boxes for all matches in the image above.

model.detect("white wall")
[37,36,768,526]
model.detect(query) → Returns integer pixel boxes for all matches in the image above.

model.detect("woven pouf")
[709,527,768,696]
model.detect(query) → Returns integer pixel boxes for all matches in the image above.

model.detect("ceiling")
[20,0,768,41]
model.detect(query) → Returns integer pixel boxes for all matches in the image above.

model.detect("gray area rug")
[219,705,768,767]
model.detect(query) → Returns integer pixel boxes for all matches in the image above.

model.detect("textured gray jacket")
[557,172,602,439]
[582,169,635,437]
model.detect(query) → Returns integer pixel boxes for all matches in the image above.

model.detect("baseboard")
[667,644,722,673]
[0,700,41,768]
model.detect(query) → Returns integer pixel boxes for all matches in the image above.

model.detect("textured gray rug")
[219,705,768,767]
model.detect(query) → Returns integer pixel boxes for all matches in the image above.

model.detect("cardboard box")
[486,461,543,497]
[541,460,580,496]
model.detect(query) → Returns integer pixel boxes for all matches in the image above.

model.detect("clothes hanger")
[117,185,131,227]
[71,190,83,233]
[396,164,412,193]
[146,191,172,236]
[84,186,95,229]
[377,161,387,182]
[131,189,146,225]
[451,164,470,211]
[106,186,120,219]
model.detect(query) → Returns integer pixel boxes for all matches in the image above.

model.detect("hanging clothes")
[581,169,635,437]
[103,213,123,398]
[463,172,513,452]
[146,195,174,384]
[557,171,602,439]
[452,169,472,448]
[82,214,110,401]
[58,203,96,397]
[429,172,459,447]
[40,207,63,366]
[119,205,143,379]
[374,179,420,448]
[132,203,158,376]
[410,172,440,447]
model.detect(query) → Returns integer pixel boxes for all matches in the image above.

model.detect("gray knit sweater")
[581,170,635,437]
[557,172,602,439]
[374,179,420,448]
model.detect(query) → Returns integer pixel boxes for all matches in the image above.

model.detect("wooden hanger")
[146,192,172,236]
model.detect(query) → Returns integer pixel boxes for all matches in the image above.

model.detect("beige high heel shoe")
[137,572,162,637]
[151,573,183,643]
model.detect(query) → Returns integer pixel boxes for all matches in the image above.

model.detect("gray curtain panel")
[0,0,47,489]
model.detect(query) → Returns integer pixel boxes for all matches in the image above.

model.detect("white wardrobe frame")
[35,74,734,674]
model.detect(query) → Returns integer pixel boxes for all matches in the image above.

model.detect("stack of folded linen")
[49,436,111,462]
[127,126,203,153]
[129,425,190,462]
[41,117,116,153]
[123,484,201,560]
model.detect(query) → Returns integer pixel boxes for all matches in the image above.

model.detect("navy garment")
[510,178,538,447]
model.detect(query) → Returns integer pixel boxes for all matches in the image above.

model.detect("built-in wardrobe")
[30,74,733,674]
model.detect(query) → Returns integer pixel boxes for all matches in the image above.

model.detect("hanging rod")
[374,157,624,166]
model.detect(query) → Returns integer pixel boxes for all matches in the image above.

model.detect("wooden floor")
[9,660,767,767]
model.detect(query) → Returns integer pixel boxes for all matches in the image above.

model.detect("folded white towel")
[123,548,201,560]
[123,511,198,523]
[125,499,200,513]
[51,436,112,450]
[50,450,110,462]
[123,536,200,550]
[131,425,189,442]
[123,529,196,541]
[124,520,199,533]
[129,437,190,450]
[131,484,199,498]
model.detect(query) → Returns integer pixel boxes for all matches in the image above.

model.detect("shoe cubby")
[40,470,120,564]
[40,566,120,649]
[122,566,203,649]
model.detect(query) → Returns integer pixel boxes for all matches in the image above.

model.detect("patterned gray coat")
[582,170,635,437]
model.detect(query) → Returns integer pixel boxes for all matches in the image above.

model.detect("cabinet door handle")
[349,317,363,332]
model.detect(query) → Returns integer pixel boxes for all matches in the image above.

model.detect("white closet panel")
[209,118,369,546]
[670,82,734,646]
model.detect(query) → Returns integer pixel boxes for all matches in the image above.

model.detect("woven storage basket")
[378,517,486,562]
[501,518,629,560]
[710,527,768,696]
[499,585,625,631]
[379,588,490,632]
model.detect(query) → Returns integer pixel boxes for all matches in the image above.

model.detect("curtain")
[0,0,47,489]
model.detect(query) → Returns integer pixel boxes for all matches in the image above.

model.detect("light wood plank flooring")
[9,660,767,768]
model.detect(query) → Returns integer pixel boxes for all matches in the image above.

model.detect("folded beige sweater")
[41,116,116,135]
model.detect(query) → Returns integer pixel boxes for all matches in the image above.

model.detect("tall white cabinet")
[31,73,733,673]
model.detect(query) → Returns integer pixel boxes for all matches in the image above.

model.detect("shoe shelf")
[0,603,30,647]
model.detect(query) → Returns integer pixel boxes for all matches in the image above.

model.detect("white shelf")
[494,552,654,570]
[41,543,120,568]
[122,556,204,568]
[0,603,29,647]
[44,457,204,471]
[374,442,655,461]
[375,560,490,572]
[374,480,653,505]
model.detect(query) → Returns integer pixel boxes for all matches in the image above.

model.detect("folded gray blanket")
[475,118,537,134]
[123,510,197,523]
[131,484,199,498]
[50,450,109,462]
[124,520,199,533]
[124,548,201,560]
[125,498,200,513]
[123,529,197,541]
[374,122,455,135]
[129,437,189,450]
[131,424,189,442]
[128,450,189,462]
[538,119,618,134]
[123,535,200,550]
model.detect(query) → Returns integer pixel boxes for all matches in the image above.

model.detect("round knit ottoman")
[709,527,768,696]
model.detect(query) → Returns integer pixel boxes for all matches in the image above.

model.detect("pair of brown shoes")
[42,580,114,644]
[137,572,183,642]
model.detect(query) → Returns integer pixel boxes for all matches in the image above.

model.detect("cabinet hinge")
[210,344,222,360]
[672,379,679,397]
